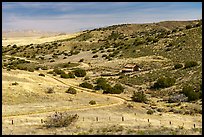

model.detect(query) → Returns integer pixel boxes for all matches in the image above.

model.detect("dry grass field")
[2,20,202,135]
[2,61,202,135]
[2,32,82,47]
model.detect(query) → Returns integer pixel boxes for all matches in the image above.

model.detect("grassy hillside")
[2,19,202,99]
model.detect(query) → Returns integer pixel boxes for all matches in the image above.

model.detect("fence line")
[8,115,200,129]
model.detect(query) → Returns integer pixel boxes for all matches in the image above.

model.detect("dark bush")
[102,54,107,58]
[181,86,200,101]
[147,109,154,115]
[12,82,19,85]
[74,68,86,77]
[131,91,148,103]
[53,68,65,75]
[46,87,55,94]
[44,112,79,128]
[39,73,45,77]
[95,78,109,91]
[110,83,124,94]
[151,77,176,89]
[186,25,192,29]
[67,72,75,78]
[102,84,112,94]
[66,87,77,94]
[60,73,70,78]
[92,55,98,58]
[89,100,96,105]
[79,82,93,89]
[84,76,90,80]
[27,67,35,72]
[79,58,84,62]
[174,63,183,69]
[184,61,198,69]
[12,44,17,48]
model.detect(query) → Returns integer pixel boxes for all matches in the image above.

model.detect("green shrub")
[186,25,192,29]
[66,87,77,94]
[67,72,75,78]
[102,84,112,94]
[44,112,79,128]
[174,63,183,69]
[79,82,93,89]
[53,68,65,75]
[181,86,200,101]
[151,77,176,89]
[74,68,86,77]
[95,78,109,91]
[47,71,54,74]
[89,100,96,105]
[131,91,148,103]
[110,83,124,94]
[60,73,70,79]
[184,61,198,69]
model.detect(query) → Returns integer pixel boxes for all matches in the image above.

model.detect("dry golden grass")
[2,32,82,47]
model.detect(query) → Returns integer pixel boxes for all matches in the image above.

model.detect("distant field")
[2,32,82,47]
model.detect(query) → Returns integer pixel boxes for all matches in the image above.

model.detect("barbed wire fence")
[7,114,201,130]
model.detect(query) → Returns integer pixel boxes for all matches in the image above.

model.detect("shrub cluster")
[44,112,79,128]
[181,86,200,101]
[89,100,96,105]
[184,61,198,69]
[74,68,86,77]
[131,91,148,103]
[53,68,65,75]
[95,78,124,94]
[66,87,77,94]
[60,72,75,79]
[79,82,93,89]
[151,77,176,89]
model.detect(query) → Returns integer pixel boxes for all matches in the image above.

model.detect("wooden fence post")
[96,117,98,121]
[148,119,149,123]
[11,120,13,125]
[122,116,124,121]
[194,124,195,128]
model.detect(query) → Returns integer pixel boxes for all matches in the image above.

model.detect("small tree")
[66,87,77,94]
[89,100,96,105]
[110,83,124,94]
[151,77,176,89]
[181,85,200,101]
[131,91,148,103]
[74,68,86,77]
